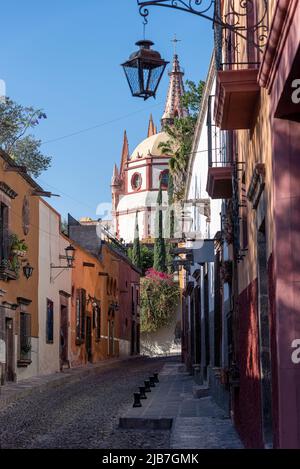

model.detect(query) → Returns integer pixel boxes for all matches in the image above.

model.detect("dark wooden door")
[108,320,114,357]
[131,320,136,355]
[5,318,14,382]
[60,305,68,364]
[86,316,92,362]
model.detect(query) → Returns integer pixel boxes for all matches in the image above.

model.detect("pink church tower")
[161,53,188,129]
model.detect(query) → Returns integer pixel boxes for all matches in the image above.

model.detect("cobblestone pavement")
[0,357,171,449]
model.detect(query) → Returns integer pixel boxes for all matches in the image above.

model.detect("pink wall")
[259,0,300,448]
[234,280,264,448]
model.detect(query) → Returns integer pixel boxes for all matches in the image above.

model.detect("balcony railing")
[206,95,233,199]
[214,0,269,72]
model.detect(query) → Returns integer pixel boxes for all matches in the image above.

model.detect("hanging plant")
[9,234,28,257]
[140,268,179,333]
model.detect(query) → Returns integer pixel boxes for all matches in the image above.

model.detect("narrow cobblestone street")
[0,357,171,449]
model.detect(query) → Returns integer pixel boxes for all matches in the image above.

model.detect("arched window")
[160,169,169,189]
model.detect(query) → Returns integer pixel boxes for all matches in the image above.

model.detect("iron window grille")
[20,312,31,361]
[207,95,227,168]
[76,289,86,342]
[46,299,54,344]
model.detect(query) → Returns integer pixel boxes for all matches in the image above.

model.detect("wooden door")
[5,318,14,382]
[60,305,68,364]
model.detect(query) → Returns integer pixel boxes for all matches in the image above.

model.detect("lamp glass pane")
[123,60,141,96]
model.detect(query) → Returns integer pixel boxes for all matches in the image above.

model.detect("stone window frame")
[131,172,142,192]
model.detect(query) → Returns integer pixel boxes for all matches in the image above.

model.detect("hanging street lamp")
[121,40,169,100]
[132,1,269,87]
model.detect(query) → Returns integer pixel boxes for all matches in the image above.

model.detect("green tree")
[158,80,205,200]
[0,97,51,177]
[153,181,166,272]
[165,173,175,274]
[181,80,205,118]
[131,211,142,269]
[140,245,154,273]
[128,244,154,275]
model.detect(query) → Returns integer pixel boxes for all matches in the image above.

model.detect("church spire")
[111,163,119,186]
[147,114,156,138]
[120,130,129,175]
[161,52,188,129]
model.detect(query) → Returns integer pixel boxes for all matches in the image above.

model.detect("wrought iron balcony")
[213,0,268,130]
[206,96,232,199]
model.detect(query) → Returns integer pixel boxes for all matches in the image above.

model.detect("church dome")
[130,132,169,160]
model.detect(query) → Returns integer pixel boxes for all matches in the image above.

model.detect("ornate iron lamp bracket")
[137,0,269,52]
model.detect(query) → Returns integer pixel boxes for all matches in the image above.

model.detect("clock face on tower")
[131,173,142,191]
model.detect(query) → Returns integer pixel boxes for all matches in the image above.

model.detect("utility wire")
[41,101,164,146]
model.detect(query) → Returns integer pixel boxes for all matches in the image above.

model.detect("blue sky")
[0,0,213,220]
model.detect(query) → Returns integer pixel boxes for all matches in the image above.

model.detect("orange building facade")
[0,150,42,383]
[69,232,141,367]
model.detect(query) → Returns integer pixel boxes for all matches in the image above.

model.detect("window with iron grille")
[0,202,9,262]
[20,312,31,360]
[93,305,101,341]
[76,288,86,342]
[46,299,54,344]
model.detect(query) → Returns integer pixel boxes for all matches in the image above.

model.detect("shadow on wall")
[140,319,181,357]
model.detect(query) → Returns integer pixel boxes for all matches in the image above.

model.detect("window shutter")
[76,290,81,340]
[81,289,86,339]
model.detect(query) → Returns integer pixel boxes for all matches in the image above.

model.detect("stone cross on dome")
[161,35,188,129]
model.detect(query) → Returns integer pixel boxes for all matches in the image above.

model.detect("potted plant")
[21,343,32,355]
[10,234,28,257]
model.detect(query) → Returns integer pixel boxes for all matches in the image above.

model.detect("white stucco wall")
[117,189,169,243]
[118,210,144,243]
[140,305,181,357]
[38,201,72,376]
[187,78,222,241]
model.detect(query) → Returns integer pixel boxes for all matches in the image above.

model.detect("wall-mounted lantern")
[23,262,34,280]
[51,244,76,270]
[65,244,76,268]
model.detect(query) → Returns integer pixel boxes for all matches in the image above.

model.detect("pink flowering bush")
[140,269,179,333]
